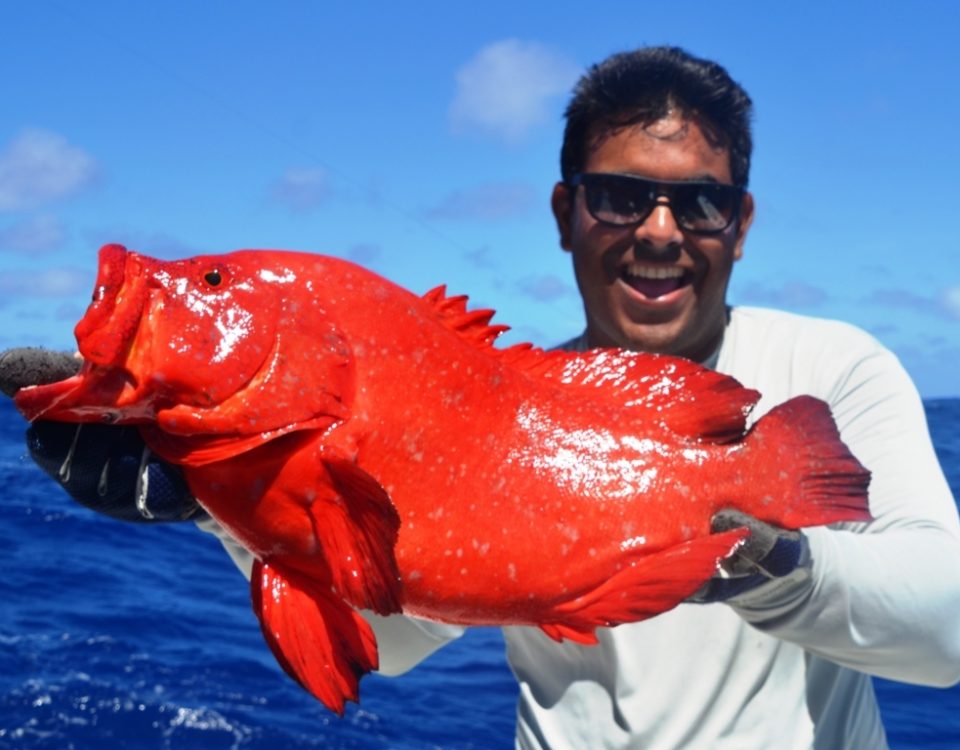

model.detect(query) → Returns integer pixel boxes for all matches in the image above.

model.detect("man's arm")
[729,343,960,687]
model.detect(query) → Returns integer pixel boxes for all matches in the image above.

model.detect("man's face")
[552,113,754,362]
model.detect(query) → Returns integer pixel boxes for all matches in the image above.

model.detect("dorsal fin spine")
[421,286,509,347]
[419,286,758,442]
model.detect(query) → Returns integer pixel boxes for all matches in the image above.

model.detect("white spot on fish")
[620,535,647,551]
[258,269,297,284]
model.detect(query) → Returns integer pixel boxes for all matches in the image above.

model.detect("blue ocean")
[1,397,958,749]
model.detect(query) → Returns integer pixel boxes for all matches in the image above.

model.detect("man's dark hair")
[560,46,753,187]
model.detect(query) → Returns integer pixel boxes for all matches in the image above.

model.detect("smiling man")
[555,114,751,362]
[486,47,960,749]
[551,51,754,365]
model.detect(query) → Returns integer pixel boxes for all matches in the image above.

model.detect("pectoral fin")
[310,456,403,615]
[252,560,379,715]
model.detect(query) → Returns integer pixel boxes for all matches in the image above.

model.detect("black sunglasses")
[569,173,745,234]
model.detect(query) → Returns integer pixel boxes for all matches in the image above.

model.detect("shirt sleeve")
[194,514,464,676]
[728,333,960,687]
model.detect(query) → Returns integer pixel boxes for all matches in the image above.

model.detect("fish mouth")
[619,263,695,301]
[15,361,149,424]
[75,244,147,366]
[14,244,155,424]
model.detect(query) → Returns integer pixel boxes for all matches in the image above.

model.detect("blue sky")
[2,2,958,396]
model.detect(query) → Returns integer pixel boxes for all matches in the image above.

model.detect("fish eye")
[203,270,223,287]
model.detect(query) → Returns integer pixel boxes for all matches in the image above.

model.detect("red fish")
[16,244,870,713]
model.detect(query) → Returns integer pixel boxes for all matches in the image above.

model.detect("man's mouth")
[620,264,693,300]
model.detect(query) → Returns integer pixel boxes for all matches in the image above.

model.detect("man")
[14,46,960,748]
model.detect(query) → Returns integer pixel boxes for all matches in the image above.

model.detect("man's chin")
[589,312,717,362]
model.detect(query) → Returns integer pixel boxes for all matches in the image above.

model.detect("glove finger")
[688,572,769,603]
[26,421,201,523]
[712,508,800,576]
[27,421,144,486]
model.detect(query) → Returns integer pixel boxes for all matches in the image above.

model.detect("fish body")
[16,244,871,713]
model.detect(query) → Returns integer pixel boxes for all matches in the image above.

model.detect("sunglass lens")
[584,176,655,225]
[674,184,739,232]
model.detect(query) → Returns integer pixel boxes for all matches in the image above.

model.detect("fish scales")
[15,244,871,714]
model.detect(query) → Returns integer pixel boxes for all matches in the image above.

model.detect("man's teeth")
[623,265,685,280]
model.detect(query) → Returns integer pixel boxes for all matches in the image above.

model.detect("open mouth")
[620,264,694,300]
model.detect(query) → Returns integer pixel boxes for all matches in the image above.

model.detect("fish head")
[17,245,353,450]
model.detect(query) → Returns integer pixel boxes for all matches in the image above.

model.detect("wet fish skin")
[15,244,871,714]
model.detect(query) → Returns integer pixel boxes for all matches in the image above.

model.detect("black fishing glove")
[688,509,810,603]
[26,421,203,522]
[2,347,203,523]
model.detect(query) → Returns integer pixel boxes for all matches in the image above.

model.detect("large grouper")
[15,244,870,713]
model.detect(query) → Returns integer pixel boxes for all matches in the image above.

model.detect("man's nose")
[633,200,683,259]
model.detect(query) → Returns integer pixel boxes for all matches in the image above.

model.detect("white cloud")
[0,129,98,211]
[866,286,960,321]
[0,214,66,253]
[423,182,537,221]
[270,167,328,212]
[450,39,581,143]
[516,274,575,302]
[940,285,960,320]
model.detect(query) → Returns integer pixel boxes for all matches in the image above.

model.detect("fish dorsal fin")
[509,347,759,442]
[516,348,760,442]
[422,286,510,347]
[422,287,757,442]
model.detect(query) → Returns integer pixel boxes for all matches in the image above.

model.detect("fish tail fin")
[540,529,748,643]
[251,560,379,715]
[741,396,871,528]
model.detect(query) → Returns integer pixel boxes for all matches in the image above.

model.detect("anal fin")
[252,560,379,715]
[540,529,748,643]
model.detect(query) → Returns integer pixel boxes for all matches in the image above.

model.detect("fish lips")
[14,364,150,424]
[75,244,148,367]
[15,244,156,424]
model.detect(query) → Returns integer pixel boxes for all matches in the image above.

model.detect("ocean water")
[1,397,958,749]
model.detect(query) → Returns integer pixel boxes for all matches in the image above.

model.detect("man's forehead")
[586,110,729,161]
[641,110,690,140]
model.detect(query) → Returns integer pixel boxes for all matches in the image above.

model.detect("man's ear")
[733,191,755,261]
[551,182,574,251]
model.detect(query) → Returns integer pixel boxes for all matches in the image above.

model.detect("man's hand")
[27,421,203,522]
[2,347,203,523]
[688,509,811,603]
